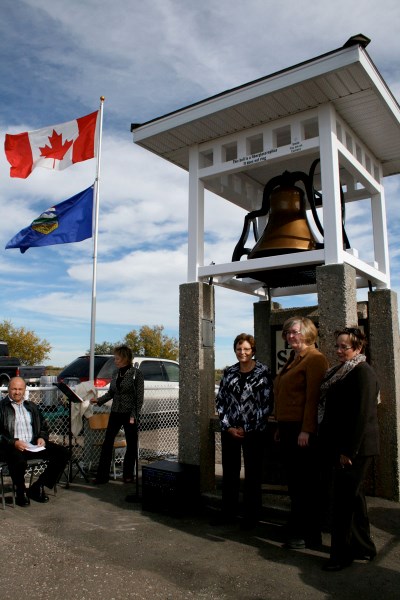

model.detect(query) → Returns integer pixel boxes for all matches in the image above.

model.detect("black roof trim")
[130,34,371,130]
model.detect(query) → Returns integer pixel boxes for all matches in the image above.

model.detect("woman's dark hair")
[334,327,367,352]
[233,333,256,354]
[114,344,133,365]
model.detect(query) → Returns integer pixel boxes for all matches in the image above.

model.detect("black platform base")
[141,460,200,515]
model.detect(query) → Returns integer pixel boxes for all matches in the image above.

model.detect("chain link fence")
[0,385,179,481]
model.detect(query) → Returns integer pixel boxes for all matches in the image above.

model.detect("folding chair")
[25,457,58,495]
[7,458,58,500]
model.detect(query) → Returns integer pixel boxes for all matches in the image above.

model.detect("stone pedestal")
[316,263,358,364]
[254,299,273,367]
[368,289,400,500]
[179,282,215,492]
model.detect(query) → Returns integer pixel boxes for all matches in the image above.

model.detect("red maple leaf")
[39,129,73,162]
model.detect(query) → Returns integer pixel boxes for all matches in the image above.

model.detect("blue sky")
[0,0,399,369]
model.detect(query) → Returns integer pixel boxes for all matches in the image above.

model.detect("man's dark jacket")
[0,396,49,447]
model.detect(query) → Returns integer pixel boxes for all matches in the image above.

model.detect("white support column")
[371,177,390,288]
[318,103,344,265]
[188,145,205,282]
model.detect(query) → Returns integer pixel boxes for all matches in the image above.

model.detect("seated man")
[0,376,68,507]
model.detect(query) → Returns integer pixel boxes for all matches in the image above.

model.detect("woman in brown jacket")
[274,316,328,549]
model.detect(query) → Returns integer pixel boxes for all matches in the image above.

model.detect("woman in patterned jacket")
[214,333,274,529]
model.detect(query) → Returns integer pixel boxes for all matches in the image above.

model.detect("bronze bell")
[248,185,318,259]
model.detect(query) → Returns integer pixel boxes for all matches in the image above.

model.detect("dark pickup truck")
[0,341,47,387]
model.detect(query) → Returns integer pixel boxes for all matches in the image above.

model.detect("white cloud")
[1,0,399,370]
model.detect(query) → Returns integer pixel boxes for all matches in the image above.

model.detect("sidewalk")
[1,471,399,600]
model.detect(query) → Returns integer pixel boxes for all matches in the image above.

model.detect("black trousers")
[330,455,376,562]
[96,412,138,481]
[221,429,266,520]
[4,441,69,494]
[278,421,321,542]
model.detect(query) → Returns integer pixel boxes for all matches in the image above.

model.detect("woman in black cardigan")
[91,345,144,484]
[319,327,380,571]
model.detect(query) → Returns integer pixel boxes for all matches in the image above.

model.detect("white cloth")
[70,381,96,437]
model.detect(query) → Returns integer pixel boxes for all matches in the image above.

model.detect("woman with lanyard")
[91,345,144,484]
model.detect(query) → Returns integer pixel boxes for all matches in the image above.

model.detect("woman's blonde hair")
[114,344,133,365]
[281,316,318,346]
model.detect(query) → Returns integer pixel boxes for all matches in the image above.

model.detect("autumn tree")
[93,326,178,360]
[124,325,178,360]
[0,319,51,365]
[91,341,116,355]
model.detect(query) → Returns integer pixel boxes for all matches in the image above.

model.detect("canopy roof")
[132,35,400,179]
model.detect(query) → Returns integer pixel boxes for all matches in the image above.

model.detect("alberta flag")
[4,111,98,178]
[5,186,94,253]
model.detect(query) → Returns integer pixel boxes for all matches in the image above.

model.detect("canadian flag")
[5,111,99,178]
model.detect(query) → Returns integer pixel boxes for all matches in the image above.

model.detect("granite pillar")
[368,289,400,500]
[179,282,216,492]
[254,298,273,368]
[316,263,358,364]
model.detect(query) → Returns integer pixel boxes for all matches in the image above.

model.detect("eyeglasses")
[283,330,302,337]
[235,347,253,354]
[335,344,353,351]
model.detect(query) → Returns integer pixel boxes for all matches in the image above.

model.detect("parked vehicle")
[57,354,115,388]
[58,355,180,429]
[0,341,47,387]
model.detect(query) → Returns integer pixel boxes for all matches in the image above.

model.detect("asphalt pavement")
[1,469,399,600]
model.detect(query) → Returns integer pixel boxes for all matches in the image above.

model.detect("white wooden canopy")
[132,35,400,298]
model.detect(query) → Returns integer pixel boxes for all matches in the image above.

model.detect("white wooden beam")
[188,146,204,282]
[318,103,344,265]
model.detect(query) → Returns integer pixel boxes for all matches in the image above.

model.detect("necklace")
[118,365,130,377]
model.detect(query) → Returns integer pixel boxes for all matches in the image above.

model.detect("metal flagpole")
[89,96,105,382]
